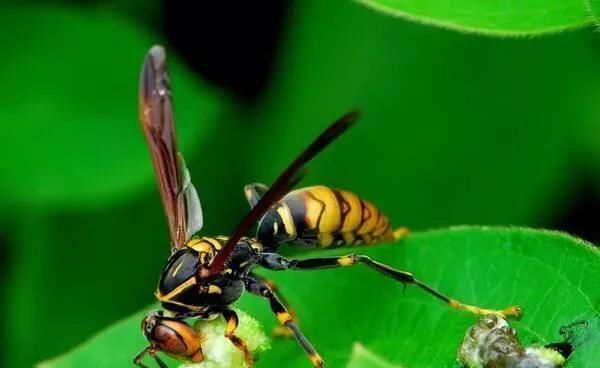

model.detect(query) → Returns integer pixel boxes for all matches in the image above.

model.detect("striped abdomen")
[256,186,404,250]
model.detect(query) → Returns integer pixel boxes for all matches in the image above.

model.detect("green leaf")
[0,6,223,209]
[47,227,600,367]
[585,0,600,25]
[346,343,405,368]
[356,0,592,36]
[244,0,594,230]
[245,227,600,367]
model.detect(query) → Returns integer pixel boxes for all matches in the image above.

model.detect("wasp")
[134,45,522,368]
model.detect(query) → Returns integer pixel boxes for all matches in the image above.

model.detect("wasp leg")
[249,272,297,338]
[243,183,269,208]
[222,308,254,367]
[260,253,522,318]
[133,346,168,368]
[133,347,151,368]
[393,227,411,240]
[245,275,324,368]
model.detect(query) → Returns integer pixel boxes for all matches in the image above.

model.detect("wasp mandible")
[134,45,522,368]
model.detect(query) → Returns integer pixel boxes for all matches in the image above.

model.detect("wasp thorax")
[197,272,247,307]
[158,249,199,295]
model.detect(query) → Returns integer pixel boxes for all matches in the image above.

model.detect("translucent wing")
[139,45,203,250]
[179,154,204,240]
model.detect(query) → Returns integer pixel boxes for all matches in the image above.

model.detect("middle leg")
[249,272,297,338]
[245,275,324,367]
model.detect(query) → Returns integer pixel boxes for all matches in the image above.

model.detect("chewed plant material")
[457,314,567,368]
[179,309,270,368]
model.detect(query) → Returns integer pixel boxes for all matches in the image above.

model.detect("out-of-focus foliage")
[0,7,221,209]
[345,344,404,368]
[0,6,229,368]
[0,0,598,368]
[42,227,600,367]
[583,0,600,183]
[357,0,592,36]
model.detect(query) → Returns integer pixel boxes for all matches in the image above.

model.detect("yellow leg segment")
[393,227,411,240]
[262,279,298,338]
[449,299,522,318]
[222,309,254,367]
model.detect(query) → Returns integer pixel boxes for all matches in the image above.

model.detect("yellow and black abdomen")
[257,186,404,250]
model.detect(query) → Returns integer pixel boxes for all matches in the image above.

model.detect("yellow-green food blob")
[179,309,270,368]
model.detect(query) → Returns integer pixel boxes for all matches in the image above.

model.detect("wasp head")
[139,310,204,363]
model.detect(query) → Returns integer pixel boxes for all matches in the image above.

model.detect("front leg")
[221,308,254,367]
[245,275,324,367]
[133,346,168,368]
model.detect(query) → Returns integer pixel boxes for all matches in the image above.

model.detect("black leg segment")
[133,346,168,368]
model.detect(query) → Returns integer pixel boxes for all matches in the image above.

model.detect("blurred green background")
[0,1,598,367]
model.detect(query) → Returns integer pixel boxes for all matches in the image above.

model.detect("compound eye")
[145,323,152,334]
[143,318,156,336]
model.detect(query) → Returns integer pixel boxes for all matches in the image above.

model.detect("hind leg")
[259,253,521,318]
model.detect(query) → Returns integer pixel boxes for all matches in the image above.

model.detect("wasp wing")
[179,154,204,240]
[139,45,203,250]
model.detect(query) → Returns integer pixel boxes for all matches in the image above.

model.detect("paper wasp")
[134,45,522,368]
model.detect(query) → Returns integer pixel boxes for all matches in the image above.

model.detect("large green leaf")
[357,0,591,36]
[243,0,593,231]
[0,7,223,209]
[346,343,405,368]
[44,227,600,367]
